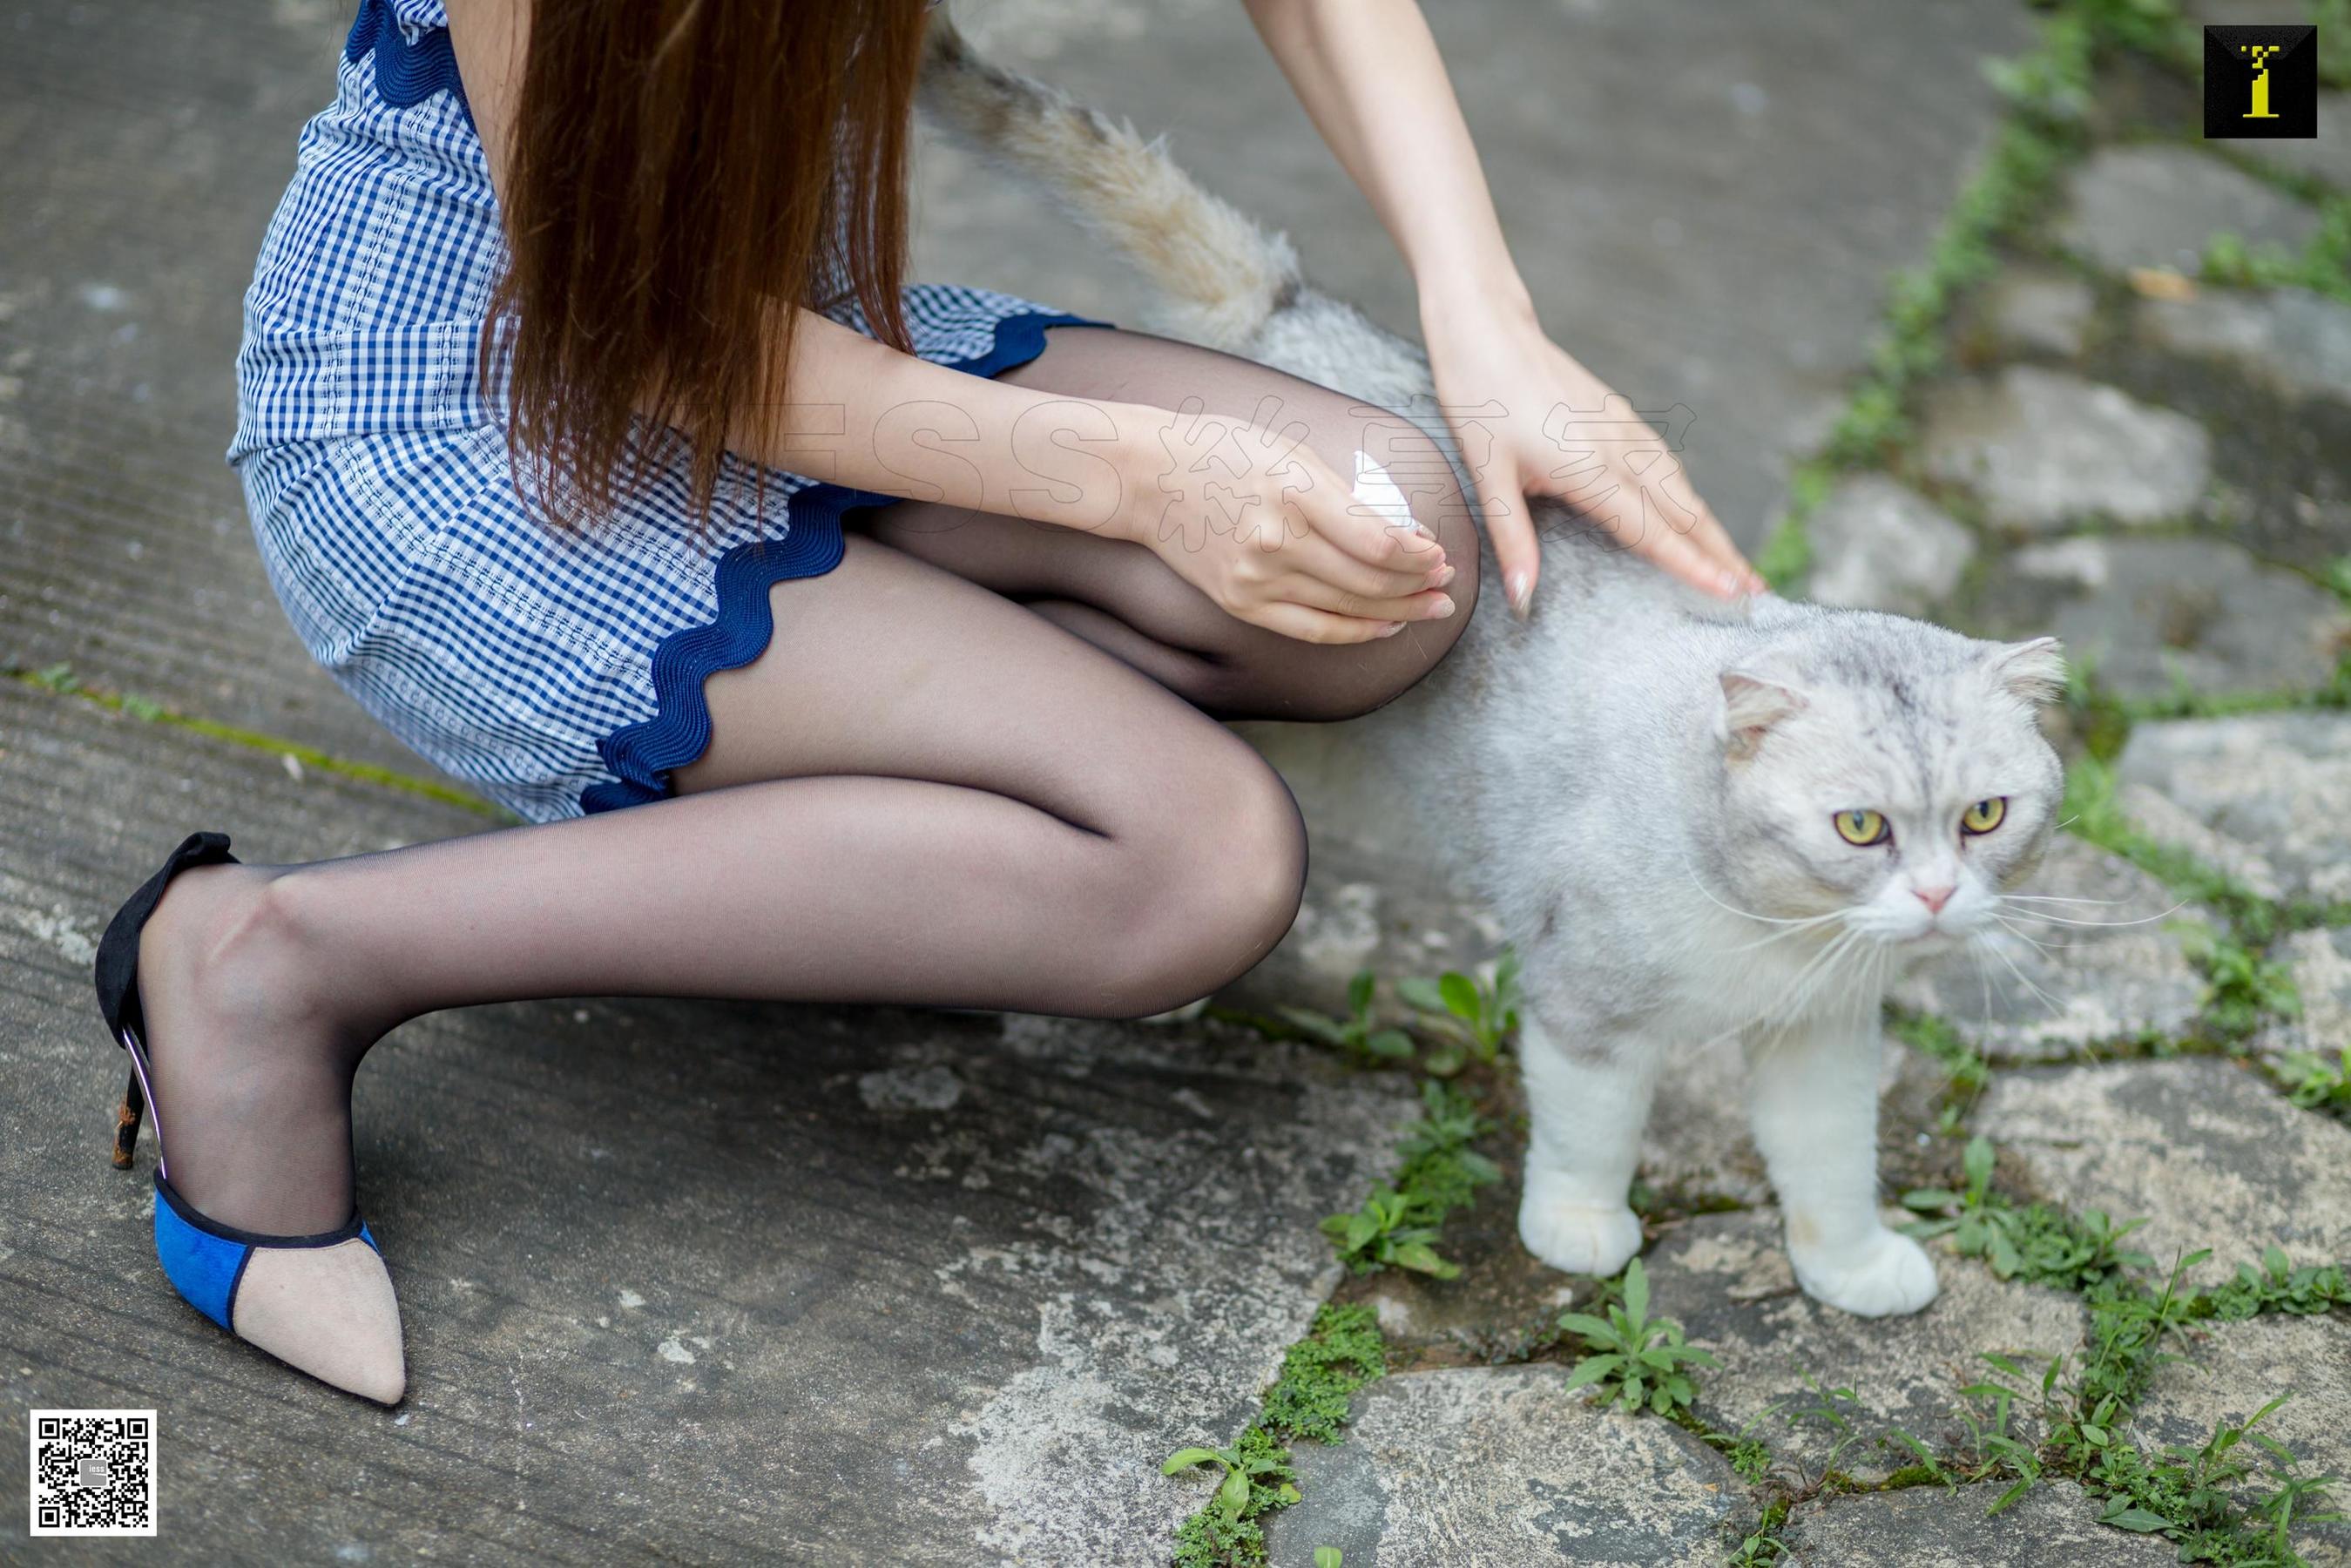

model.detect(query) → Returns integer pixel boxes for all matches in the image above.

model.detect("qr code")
[29,1409,156,1537]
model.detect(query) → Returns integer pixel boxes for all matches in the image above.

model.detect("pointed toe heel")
[96,831,407,1405]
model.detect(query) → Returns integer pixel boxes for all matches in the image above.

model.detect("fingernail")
[1376,620,1407,638]
[1718,569,1745,597]
[1748,571,1772,595]
[1430,563,1457,587]
[1427,595,1456,619]
[1506,570,1531,618]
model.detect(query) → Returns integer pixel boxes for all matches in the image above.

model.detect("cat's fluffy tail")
[918,15,1301,350]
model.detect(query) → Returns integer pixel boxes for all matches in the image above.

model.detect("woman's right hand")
[1107,401,1458,644]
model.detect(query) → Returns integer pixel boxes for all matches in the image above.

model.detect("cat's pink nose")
[1914,885,1956,915]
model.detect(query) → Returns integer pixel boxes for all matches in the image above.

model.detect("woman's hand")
[1425,296,1766,614]
[1107,401,1459,644]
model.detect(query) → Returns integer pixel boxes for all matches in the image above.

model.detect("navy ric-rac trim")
[345,0,472,124]
[579,312,1111,815]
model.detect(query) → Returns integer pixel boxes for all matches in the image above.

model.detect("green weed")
[1560,1259,1719,1418]
[2200,1247,2351,1321]
[1321,1081,1500,1279]
[1278,970,1415,1066]
[1902,1136,2155,1291]
[2272,1047,2351,1118]
[1165,1305,1387,1568]
[1395,949,1521,1077]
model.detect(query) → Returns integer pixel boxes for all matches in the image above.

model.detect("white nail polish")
[1506,571,1531,616]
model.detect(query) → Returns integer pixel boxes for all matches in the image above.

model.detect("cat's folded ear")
[1719,664,1808,761]
[1984,636,2067,706]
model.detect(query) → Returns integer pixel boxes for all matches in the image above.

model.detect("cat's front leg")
[1745,1010,1939,1317]
[1517,1014,1657,1278]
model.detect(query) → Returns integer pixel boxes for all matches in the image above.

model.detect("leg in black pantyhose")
[132,326,1469,1240]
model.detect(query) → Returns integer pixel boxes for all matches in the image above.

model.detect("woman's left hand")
[1424,297,1767,615]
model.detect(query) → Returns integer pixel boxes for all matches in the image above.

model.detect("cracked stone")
[2257,927,2351,1061]
[2057,145,2322,276]
[1804,474,1979,616]
[1891,835,2207,1063]
[1975,1058,2351,1288]
[1263,1365,1745,1568]
[1982,265,2098,357]
[2137,286,2351,407]
[2115,713,2351,908]
[1920,367,2211,532]
[2125,1313,2351,1567]
[1782,1479,2179,1566]
[1639,1212,2086,1484]
[1979,536,2351,700]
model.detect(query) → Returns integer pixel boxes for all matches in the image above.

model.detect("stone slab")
[1804,474,1978,617]
[1975,1058,2351,1288]
[1981,265,2099,359]
[1892,835,2207,1063]
[2057,145,2322,276]
[1979,536,2350,700]
[1640,1213,2087,1484]
[2126,1313,2351,1566]
[2115,713,2351,908]
[2235,91,2351,193]
[1262,1365,1746,1568]
[927,0,2035,550]
[1921,368,2212,533]
[1781,1479,2179,1567]
[0,680,1414,1564]
[2138,286,2351,407]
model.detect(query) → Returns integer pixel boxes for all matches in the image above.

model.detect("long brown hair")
[490,0,929,526]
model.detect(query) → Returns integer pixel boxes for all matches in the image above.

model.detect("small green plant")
[2273,1047,2351,1117]
[1723,1506,1791,1568]
[1321,1081,1499,1279]
[1559,1259,1719,1417]
[1163,1434,1297,1538]
[1395,949,1521,1076]
[28,662,80,694]
[1892,1011,1990,1106]
[1165,1305,1386,1568]
[2201,1247,2351,1321]
[1314,1550,1342,1568]
[1279,970,1414,1064]
[1902,1136,2156,1291]
[2180,924,2300,1042]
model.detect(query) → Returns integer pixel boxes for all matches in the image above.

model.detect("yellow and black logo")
[2202,24,2318,139]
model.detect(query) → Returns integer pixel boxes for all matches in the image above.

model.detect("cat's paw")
[1518,1180,1644,1278]
[1791,1227,1941,1318]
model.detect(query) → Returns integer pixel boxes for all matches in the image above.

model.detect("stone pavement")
[5,3,2349,1566]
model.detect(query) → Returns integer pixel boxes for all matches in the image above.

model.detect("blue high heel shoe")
[95,832,406,1404]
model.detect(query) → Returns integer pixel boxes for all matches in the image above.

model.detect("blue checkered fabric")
[229,0,1100,822]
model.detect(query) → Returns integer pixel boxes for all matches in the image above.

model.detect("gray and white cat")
[922,22,2067,1316]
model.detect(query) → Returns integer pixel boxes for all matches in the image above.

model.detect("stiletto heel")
[93,832,406,1405]
[111,1068,144,1169]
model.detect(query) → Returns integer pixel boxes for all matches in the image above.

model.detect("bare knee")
[1100,740,1307,1017]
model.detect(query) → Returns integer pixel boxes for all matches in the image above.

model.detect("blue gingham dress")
[228,0,1102,821]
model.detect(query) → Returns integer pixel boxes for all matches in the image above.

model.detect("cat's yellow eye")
[1962,797,2008,835]
[1833,808,1889,847]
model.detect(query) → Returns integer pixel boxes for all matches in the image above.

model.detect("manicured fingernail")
[1426,595,1456,619]
[1376,620,1407,637]
[1429,563,1457,587]
[1506,571,1531,618]
[1719,570,1745,596]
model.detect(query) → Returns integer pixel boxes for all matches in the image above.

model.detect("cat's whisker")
[1716,918,1848,957]
[1974,932,2069,1020]
[1995,900,2187,929]
[1990,914,2081,955]
[1998,893,2129,907]
[1681,859,1853,929]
